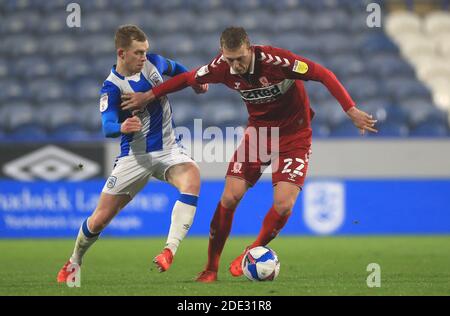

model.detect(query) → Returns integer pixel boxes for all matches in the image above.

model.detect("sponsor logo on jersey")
[238,79,295,104]
[100,93,108,112]
[292,60,309,74]
[234,82,241,89]
[195,65,209,78]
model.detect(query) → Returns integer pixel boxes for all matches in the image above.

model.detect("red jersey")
[153,45,355,135]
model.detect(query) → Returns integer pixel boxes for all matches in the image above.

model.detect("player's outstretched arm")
[120,71,198,111]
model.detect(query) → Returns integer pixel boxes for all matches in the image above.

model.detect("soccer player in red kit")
[121,27,378,282]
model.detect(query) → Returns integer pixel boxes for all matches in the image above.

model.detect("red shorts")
[226,127,312,188]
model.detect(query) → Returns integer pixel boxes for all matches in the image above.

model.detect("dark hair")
[115,24,147,49]
[220,26,250,50]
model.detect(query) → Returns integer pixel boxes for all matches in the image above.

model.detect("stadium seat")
[41,35,78,57]
[366,54,415,78]
[2,35,39,57]
[326,54,366,78]
[330,120,364,137]
[385,11,422,41]
[385,77,431,101]
[0,80,27,103]
[82,11,119,34]
[344,76,380,102]
[312,10,350,33]
[1,102,35,132]
[370,121,409,137]
[0,58,9,78]
[28,79,66,104]
[38,103,78,132]
[37,12,70,35]
[272,10,313,34]
[13,56,52,79]
[424,11,450,37]
[0,11,41,35]
[7,125,48,142]
[410,121,449,137]
[311,121,331,138]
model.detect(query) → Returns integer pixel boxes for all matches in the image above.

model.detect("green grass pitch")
[0,236,449,296]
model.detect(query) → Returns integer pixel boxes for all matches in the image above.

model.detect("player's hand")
[192,83,208,94]
[121,92,151,111]
[120,116,142,134]
[346,106,378,135]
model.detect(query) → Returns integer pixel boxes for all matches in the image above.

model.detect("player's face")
[124,40,149,73]
[221,44,252,75]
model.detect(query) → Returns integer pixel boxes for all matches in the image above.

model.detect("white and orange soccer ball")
[241,246,280,281]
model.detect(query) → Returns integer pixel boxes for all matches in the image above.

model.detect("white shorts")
[102,145,195,198]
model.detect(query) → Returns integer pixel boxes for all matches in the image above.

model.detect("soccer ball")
[241,246,280,281]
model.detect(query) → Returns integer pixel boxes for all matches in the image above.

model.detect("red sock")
[250,206,290,248]
[205,202,236,272]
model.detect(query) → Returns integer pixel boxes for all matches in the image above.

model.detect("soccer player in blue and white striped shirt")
[57,25,207,282]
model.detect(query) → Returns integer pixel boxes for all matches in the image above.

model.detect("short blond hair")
[114,25,147,49]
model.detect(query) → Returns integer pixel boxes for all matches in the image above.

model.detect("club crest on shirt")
[106,176,117,188]
[100,93,108,112]
[259,76,270,87]
[150,72,163,86]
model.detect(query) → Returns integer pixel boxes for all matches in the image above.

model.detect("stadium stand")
[0,0,449,141]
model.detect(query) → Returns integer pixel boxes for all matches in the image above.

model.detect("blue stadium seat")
[312,10,350,33]
[54,56,92,81]
[79,105,102,132]
[41,35,78,57]
[1,103,34,132]
[82,11,119,34]
[235,10,274,33]
[72,79,103,103]
[82,35,115,57]
[187,0,226,12]
[367,54,415,78]
[326,54,366,78]
[108,0,148,11]
[152,10,197,34]
[0,58,9,79]
[385,77,432,101]
[399,98,447,127]
[7,125,48,142]
[37,0,69,13]
[272,34,319,55]
[1,35,39,57]
[266,0,301,12]
[50,124,93,142]
[384,105,410,125]
[370,121,409,137]
[330,120,364,137]
[410,122,449,137]
[272,10,313,33]
[28,79,65,103]
[93,56,116,80]
[316,33,355,56]
[151,0,187,12]
[191,10,234,34]
[2,0,36,12]
[311,121,331,138]
[0,11,41,35]
[157,35,195,57]
[344,76,380,102]
[37,12,69,35]
[13,56,51,79]
[357,32,399,55]
[0,80,28,103]
[38,103,78,132]
[121,11,161,32]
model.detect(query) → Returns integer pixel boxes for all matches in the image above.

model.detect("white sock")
[70,218,100,265]
[165,193,198,255]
